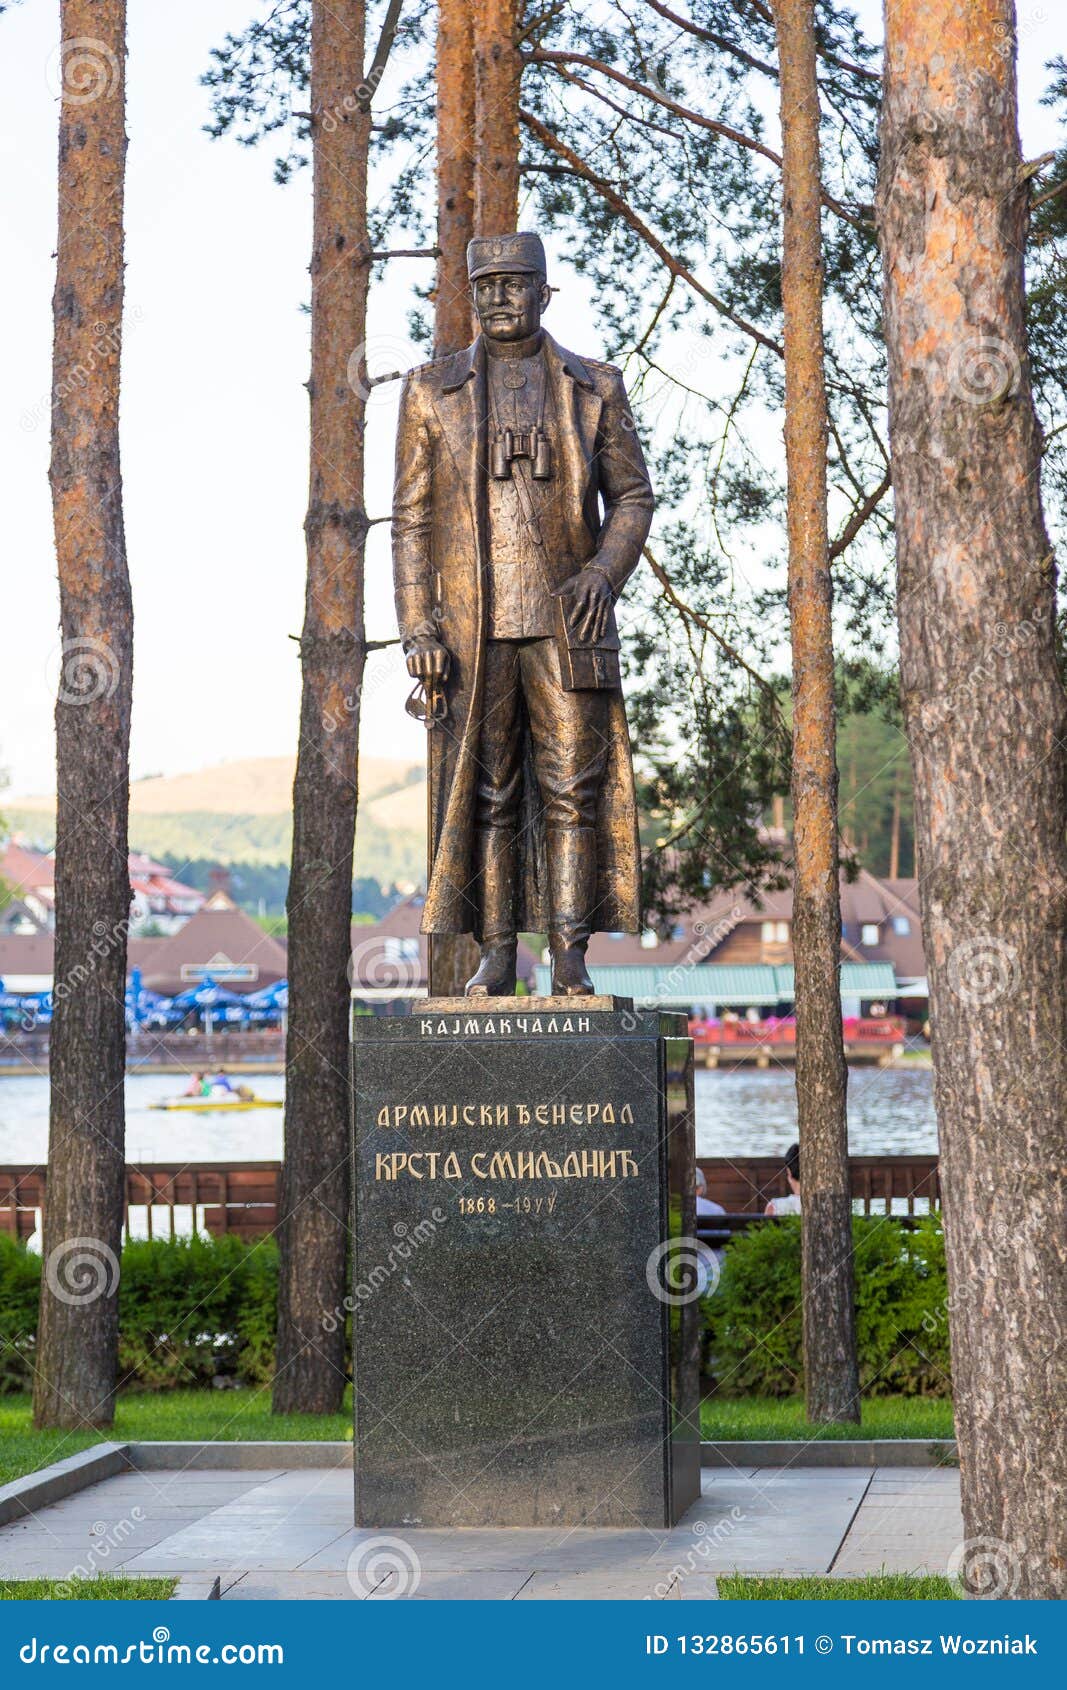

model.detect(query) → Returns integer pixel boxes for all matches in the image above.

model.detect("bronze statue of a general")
[393,232,654,997]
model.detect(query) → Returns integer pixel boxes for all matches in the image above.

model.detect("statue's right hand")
[405,638,451,682]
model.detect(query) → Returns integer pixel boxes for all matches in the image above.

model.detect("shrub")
[0,1234,41,1394]
[0,1233,278,1394]
[704,1214,951,1398]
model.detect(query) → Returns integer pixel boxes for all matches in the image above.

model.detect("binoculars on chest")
[490,425,554,481]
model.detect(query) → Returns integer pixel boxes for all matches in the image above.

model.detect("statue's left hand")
[561,566,613,644]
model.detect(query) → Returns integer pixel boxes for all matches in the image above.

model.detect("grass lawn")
[1,1388,951,1488]
[0,1387,351,1487]
[0,1577,177,1601]
[719,1573,958,1600]
[701,1394,954,1443]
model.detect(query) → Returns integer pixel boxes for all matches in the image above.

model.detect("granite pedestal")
[350,1000,700,1528]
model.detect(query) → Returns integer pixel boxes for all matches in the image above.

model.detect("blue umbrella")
[169,975,247,1010]
[245,978,288,1010]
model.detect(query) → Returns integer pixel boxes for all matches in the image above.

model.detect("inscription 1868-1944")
[350,1006,700,1529]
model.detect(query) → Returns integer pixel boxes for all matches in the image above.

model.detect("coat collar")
[439,331,595,394]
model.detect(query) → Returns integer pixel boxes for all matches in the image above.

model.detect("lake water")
[0,1064,937,1164]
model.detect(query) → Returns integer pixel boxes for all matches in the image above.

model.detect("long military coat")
[392,330,654,937]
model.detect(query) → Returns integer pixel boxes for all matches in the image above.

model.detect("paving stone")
[0,1456,964,1597]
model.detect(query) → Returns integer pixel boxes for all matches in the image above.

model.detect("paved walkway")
[0,1465,963,1599]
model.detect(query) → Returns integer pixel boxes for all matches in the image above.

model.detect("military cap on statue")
[466,232,547,282]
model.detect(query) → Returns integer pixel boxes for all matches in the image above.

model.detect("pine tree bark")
[34,0,133,1430]
[274,0,371,1414]
[773,0,859,1423]
[435,0,475,356]
[429,0,479,998]
[473,0,520,235]
[879,0,1067,1598]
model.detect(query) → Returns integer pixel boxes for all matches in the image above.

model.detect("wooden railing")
[1,1155,940,1245]
[0,1163,281,1244]
[698,1154,939,1221]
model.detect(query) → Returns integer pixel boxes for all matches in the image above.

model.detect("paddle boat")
[150,1092,282,1113]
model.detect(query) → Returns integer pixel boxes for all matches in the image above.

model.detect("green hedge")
[0,1234,278,1394]
[704,1215,951,1398]
[2,1216,951,1400]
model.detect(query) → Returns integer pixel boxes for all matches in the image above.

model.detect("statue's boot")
[548,826,596,996]
[466,828,517,996]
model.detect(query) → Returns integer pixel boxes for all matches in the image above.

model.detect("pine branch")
[644,545,785,714]
[520,106,783,356]
[529,47,868,226]
[828,469,892,560]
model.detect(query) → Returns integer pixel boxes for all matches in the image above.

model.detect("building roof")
[0,932,55,988]
[134,895,287,994]
[348,894,537,995]
[584,868,927,983]
[533,960,898,1006]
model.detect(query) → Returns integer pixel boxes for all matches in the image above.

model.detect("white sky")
[1,0,1060,798]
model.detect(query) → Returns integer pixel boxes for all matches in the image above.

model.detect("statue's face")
[473,271,550,343]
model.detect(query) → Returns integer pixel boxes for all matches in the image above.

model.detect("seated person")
[695,1165,725,1217]
[183,1072,205,1097]
[211,1067,235,1094]
[765,1141,801,1215]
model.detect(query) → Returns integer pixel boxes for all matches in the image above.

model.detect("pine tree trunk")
[773,0,859,1424]
[878,0,1067,1598]
[473,0,520,235]
[889,769,901,880]
[435,0,475,356]
[34,0,133,1430]
[274,0,371,1415]
[428,0,480,998]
